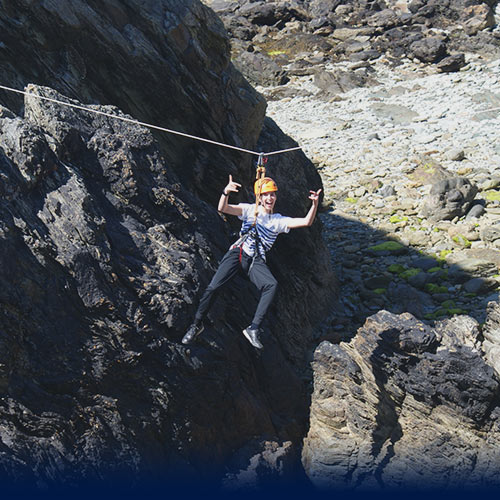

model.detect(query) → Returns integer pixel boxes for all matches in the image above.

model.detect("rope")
[0,83,302,158]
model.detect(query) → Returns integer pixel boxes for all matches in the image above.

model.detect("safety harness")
[231,153,268,268]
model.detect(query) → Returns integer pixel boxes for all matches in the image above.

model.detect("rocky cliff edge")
[0,0,336,488]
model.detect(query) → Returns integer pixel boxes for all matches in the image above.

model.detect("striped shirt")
[234,203,292,260]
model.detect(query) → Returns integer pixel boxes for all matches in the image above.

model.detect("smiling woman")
[182,174,322,349]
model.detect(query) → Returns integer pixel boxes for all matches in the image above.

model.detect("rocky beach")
[266,52,500,336]
[2,0,500,494]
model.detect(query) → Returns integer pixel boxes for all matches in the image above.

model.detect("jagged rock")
[421,177,478,221]
[406,156,451,186]
[233,51,290,86]
[302,310,500,490]
[483,301,500,378]
[0,0,337,488]
[436,53,466,72]
[205,0,500,69]
[221,439,301,490]
[367,8,402,29]
[313,67,378,96]
[481,224,500,243]
[462,4,496,36]
[409,35,448,63]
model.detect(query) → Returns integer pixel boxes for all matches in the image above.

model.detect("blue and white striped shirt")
[234,203,292,260]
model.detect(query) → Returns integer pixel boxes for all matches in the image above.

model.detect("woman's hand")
[224,175,241,195]
[218,175,243,216]
[308,188,322,204]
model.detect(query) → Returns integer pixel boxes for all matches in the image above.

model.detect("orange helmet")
[254,177,278,195]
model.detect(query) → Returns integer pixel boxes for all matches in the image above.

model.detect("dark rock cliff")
[303,310,500,490]
[0,0,336,488]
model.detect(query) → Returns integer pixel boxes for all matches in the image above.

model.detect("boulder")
[313,67,378,96]
[436,52,466,72]
[462,4,496,36]
[233,51,290,86]
[409,36,448,63]
[483,301,500,379]
[302,310,500,490]
[0,0,337,488]
[421,177,478,221]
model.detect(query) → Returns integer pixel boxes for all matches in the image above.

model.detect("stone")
[445,147,466,161]
[409,36,447,64]
[483,302,500,378]
[448,223,479,242]
[463,5,496,36]
[466,203,485,219]
[480,225,500,243]
[447,258,497,282]
[463,277,497,294]
[436,53,466,73]
[386,283,435,316]
[412,256,440,271]
[303,311,500,490]
[233,51,290,86]
[421,177,478,221]
[406,157,451,187]
[379,185,396,197]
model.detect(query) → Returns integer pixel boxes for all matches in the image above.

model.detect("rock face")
[303,310,500,490]
[0,0,336,488]
[483,301,500,378]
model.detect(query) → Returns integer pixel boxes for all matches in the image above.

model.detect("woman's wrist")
[222,190,229,196]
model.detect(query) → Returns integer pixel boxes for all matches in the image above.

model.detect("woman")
[182,174,322,349]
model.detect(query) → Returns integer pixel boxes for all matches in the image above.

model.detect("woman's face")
[260,191,277,213]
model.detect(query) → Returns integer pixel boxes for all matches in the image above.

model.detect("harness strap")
[253,153,267,225]
[233,225,266,263]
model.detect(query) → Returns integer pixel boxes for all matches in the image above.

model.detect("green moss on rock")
[400,268,420,280]
[388,264,406,274]
[485,190,500,201]
[452,234,471,248]
[390,215,409,223]
[425,283,448,294]
[368,241,406,253]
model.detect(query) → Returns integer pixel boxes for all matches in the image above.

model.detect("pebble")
[263,54,500,332]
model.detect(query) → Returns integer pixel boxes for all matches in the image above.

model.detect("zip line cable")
[0,83,302,158]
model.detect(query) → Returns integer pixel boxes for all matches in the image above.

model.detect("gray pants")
[194,247,277,328]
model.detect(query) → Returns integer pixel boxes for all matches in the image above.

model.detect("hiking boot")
[182,323,204,345]
[242,326,263,349]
